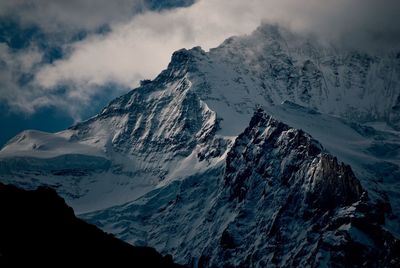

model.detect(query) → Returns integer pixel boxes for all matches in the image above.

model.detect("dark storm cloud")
[0,0,195,32]
[283,0,400,51]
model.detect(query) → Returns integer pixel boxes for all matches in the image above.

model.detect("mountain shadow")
[0,182,184,268]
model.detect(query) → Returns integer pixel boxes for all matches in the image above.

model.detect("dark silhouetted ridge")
[0,183,184,267]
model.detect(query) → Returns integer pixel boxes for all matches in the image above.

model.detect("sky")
[1,0,399,147]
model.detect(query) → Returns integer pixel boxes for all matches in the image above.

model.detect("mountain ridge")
[0,182,184,267]
[0,23,399,267]
[85,109,399,267]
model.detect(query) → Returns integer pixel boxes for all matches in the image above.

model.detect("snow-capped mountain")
[0,53,227,213]
[188,24,400,132]
[86,110,398,266]
[1,24,399,266]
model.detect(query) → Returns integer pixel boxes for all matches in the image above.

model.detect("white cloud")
[0,44,45,114]
[34,0,267,89]
[1,0,399,119]
[35,0,400,92]
[0,43,125,120]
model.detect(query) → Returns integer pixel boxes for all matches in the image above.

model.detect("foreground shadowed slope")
[0,183,184,267]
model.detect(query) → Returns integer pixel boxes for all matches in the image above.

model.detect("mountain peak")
[225,109,363,209]
[159,46,205,81]
[86,109,399,267]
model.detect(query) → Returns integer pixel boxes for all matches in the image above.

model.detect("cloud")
[0,42,128,121]
[35,0,400,91]
[0,0,197,33]
[0,0,195,120]
[276,0,400,50]
[1,0,400,119]
[0,43,44,114]
[34,0,268,89]
[0,0,148,33]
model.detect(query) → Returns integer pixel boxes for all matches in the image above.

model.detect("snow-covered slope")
[1,24,399,266]
[188,24,400,132]
[85,110,399,267]
[0,68,228,213]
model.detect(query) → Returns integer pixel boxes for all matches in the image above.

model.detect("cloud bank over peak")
[35,0,264,89]
[1,0,400,120]
[35,0,400,90]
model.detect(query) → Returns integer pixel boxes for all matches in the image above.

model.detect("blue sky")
[0,0,399,147]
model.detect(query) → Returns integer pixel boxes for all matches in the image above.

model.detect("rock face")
[86,110,399,267]
[78,65,217,158]
[224,109,363,209]
[0,182,184,267]
[209,110,393,267]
